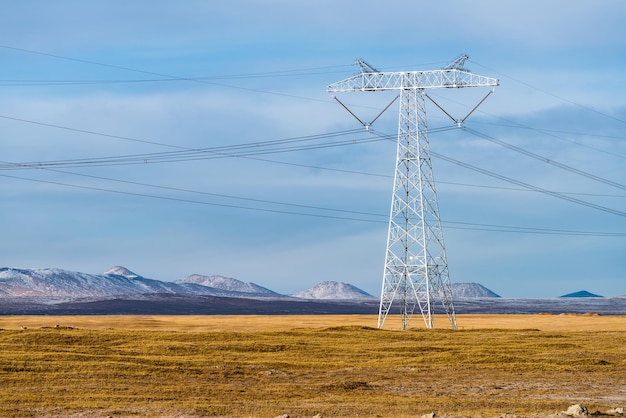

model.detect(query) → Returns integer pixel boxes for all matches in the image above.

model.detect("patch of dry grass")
[0,315,624,417]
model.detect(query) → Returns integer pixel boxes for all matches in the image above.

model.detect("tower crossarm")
[327,68,498,93]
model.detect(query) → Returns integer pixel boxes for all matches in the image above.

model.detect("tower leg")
[377,86,457,330]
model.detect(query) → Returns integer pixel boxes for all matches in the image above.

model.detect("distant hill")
[560,290,603,298]
[295,281,500,300]
[293,281,375,300]
[176,274,279,296]
[452,282,500,298]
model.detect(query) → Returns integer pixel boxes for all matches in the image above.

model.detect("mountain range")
[0,266,284,300]
[1,266,625,316]
[0,266,506,301]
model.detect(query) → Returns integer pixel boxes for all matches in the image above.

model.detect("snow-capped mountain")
[293,281,500,300]
[0,267,170,298]
[0,266,279,300]
[451,282,500,298]
[0,265,502,302]
[177,274,278,296]
[102,266,140,278]
[293,281,375,300]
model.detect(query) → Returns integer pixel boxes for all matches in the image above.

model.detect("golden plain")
[0,314,624,417]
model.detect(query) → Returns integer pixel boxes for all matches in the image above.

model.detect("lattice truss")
[327,55,498,329]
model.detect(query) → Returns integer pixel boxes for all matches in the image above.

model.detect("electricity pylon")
[327,55,498,329]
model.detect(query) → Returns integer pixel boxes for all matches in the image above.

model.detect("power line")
[468,120,626,161]
[0,44,351,81]
[5,47,622,183]
[369,129,626,218]
[0,67,353,87]
[427,91,626,162]
[418,92,626,194]
[0,106,372,166]
[0,130,390,169]
[4,164,387,219]
[2,47,624,228]
[463,127,626,191]
[433,150,626,218]
[426,73,626,166]
[4,43,623,134]
[444,220,625,237]
[436,178,625,199]
[0,172,384,224]
[3,110,624,200]
[472,120,626,142]
[0,113,186,150]
[3,171,623,237]
[0,44,335,103]
[469,59,626,126]
[3,111,624,198]
[0,118,461,170]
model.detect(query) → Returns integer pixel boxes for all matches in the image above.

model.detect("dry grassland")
[0,314,624,417]
[3,313,625,332]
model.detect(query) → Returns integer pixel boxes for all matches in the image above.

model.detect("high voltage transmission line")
[368,127,626,218]
[431,149,626,218]
[0,44,346,103]
[2,43,622,130]
[424,90,626,161]
[2,46,624,259]
[2,112,624,198]
[0,44,354,83]
[468,120,626,161]
[3,117,624,222]
[2,111,624,199]
[468,59,626,126]
[2,170,623,238]
[0,67,354,87]
[0,128,388,169]
[3,119,624,228]
[462,127,626,191]
[4,114,623,219]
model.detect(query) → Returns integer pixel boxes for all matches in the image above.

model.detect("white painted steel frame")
[378,85,456,330]
[327,58,497,330]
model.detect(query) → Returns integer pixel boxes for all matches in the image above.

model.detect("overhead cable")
[2,171,623,237]
[464,127,626,191]
[369,129,626,218]
[469,59,626,126]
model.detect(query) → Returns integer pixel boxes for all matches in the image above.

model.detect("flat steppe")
[0,314,624,417]
[2,313,625,332]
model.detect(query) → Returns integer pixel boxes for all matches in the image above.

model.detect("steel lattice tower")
[327,55,498,329]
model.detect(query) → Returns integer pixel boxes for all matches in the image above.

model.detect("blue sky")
[1,1,625,297]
